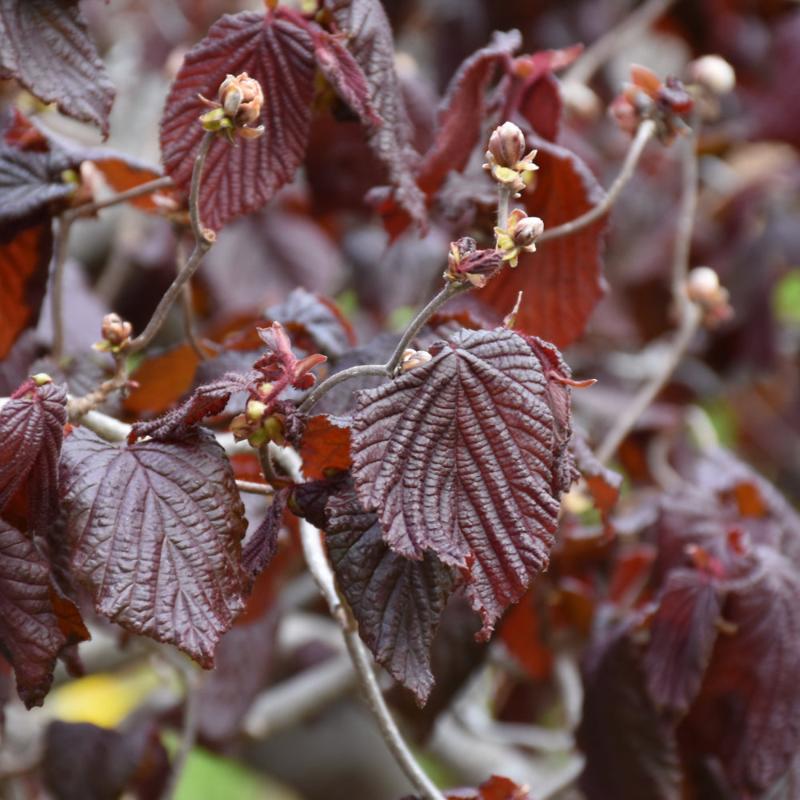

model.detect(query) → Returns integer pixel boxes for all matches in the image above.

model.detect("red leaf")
[87,154,169,213]
[643,569,721,715]
[481,137,607,347]
[42,720,169,800]
[312,29,381,126]
[0,519,70,707]
[571,431,622,523]
[0,0,115,136]
[160,9,316,231]
[0,379,67,534]
[351,328,576,637]
[60,428,248,667]
[299,414,352,480]
[417,31,521,198]
[446,775,532,800]
[578,616,683,800]
[325,482,454,703]
[242,487,289,581]
[0,214,53,359]
[499,589,553,680]
[680,547,800,794]
[325,0,426,227]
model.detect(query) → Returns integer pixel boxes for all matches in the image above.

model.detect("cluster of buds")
[229,322,326,447]
[94,313,133,354]
[686,55,736,121]
[686,266,733,327]
[494,209,544,267]
[399,348,432,372]
[444,237,503,288]
[611,65,694,143]
[483,122,538,196]
[199,73,265,142]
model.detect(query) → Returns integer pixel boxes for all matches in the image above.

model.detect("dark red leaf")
[325,0,426,227]
[571,431,622,522]
[325,483,454,703]
[0,379,66,534]
[351,327,576,638]
[266,287,356,359]
[0,0,115,136]
[0,519,69,707]
[417,31,521,198]
[445,775,532,800]
[312,29,381,126]
[42,720,169,800]
[299,414,352,480]
[160,9,316,231]
[481,136,607,347]
[0,214,53,359]
[578,615,683,800]
[60,428,248,667]
[517,72,562,142]
[643,569,721,716]
[242,487,289,581]
[499,588,553,680]
[680,547,800,795]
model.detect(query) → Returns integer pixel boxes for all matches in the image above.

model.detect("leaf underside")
[352,327,575,637]
[60,428,248,667]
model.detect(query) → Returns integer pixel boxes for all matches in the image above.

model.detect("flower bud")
[98,312,133,351]
[246,399,268,423]
[686,266,733,327]
[400,349,432,372]
[512,215,544,249]
[487,122,526,169]
[689,55,736,95]
[31,373,52,387]
[199,73,265,141]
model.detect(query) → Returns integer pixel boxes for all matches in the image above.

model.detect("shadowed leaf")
[60,428,248,667]
[0,0,115,136]
[352,327,575,637]
[326,483,454,703]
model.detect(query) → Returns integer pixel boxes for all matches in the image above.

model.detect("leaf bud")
[31,373,53,386]
[199,72,265,141]
[495,209,544,267]
[95,312,133,353]
[445,237,503,287]
[400,349,433,372]
[686,266,733,327]
[512,215,544,249]
[246,399,268,422]
[688,55,736,95]
[487,122,526,169]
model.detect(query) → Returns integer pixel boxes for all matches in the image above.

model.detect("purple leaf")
[0,519,68,707]
[644,569,721,716]
[160,9,316,231]
[0,378,67,534]
[0,0,115,137]
[60,428,248,667]
[312,29,381,126]
[351,327,576,638]
[326,483,454,703]
[242,487,289,581]
[325,0,426,227]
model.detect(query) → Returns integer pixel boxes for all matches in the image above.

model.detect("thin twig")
[297,363,389,415]
[564,0,677,86]
[539,119,656,242]
[49,217,73,361]
[496,185,512,230]
[64,175,174,221]
[67,364,129,420]
[596,129,702,464]
[235,479,274,496]
[128,133,215,354]
[298,518,446,800]
[164,663,202,800]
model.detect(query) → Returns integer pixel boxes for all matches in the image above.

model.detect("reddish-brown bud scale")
[488,122,526,168]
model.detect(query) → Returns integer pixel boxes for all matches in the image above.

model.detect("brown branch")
[596,130,701,464]
[63,175,174,221]
[539,120,656,243]
[49,217,73,362]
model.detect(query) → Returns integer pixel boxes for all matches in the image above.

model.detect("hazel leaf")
[0,0,115,137]
[60,428,248,667]
[351,327,575,637]
[160,9,316,231]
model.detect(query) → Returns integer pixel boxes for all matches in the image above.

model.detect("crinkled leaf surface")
[160,9,316,231]
[481,137,607,347]
[0,519,68,707]
[352,327,575,637]
[326,484,454,703]
[60,428,248,667]
[0,379,67,533]
[325,0,425,227]
[0,215,53,359]
[0,0,114,136]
